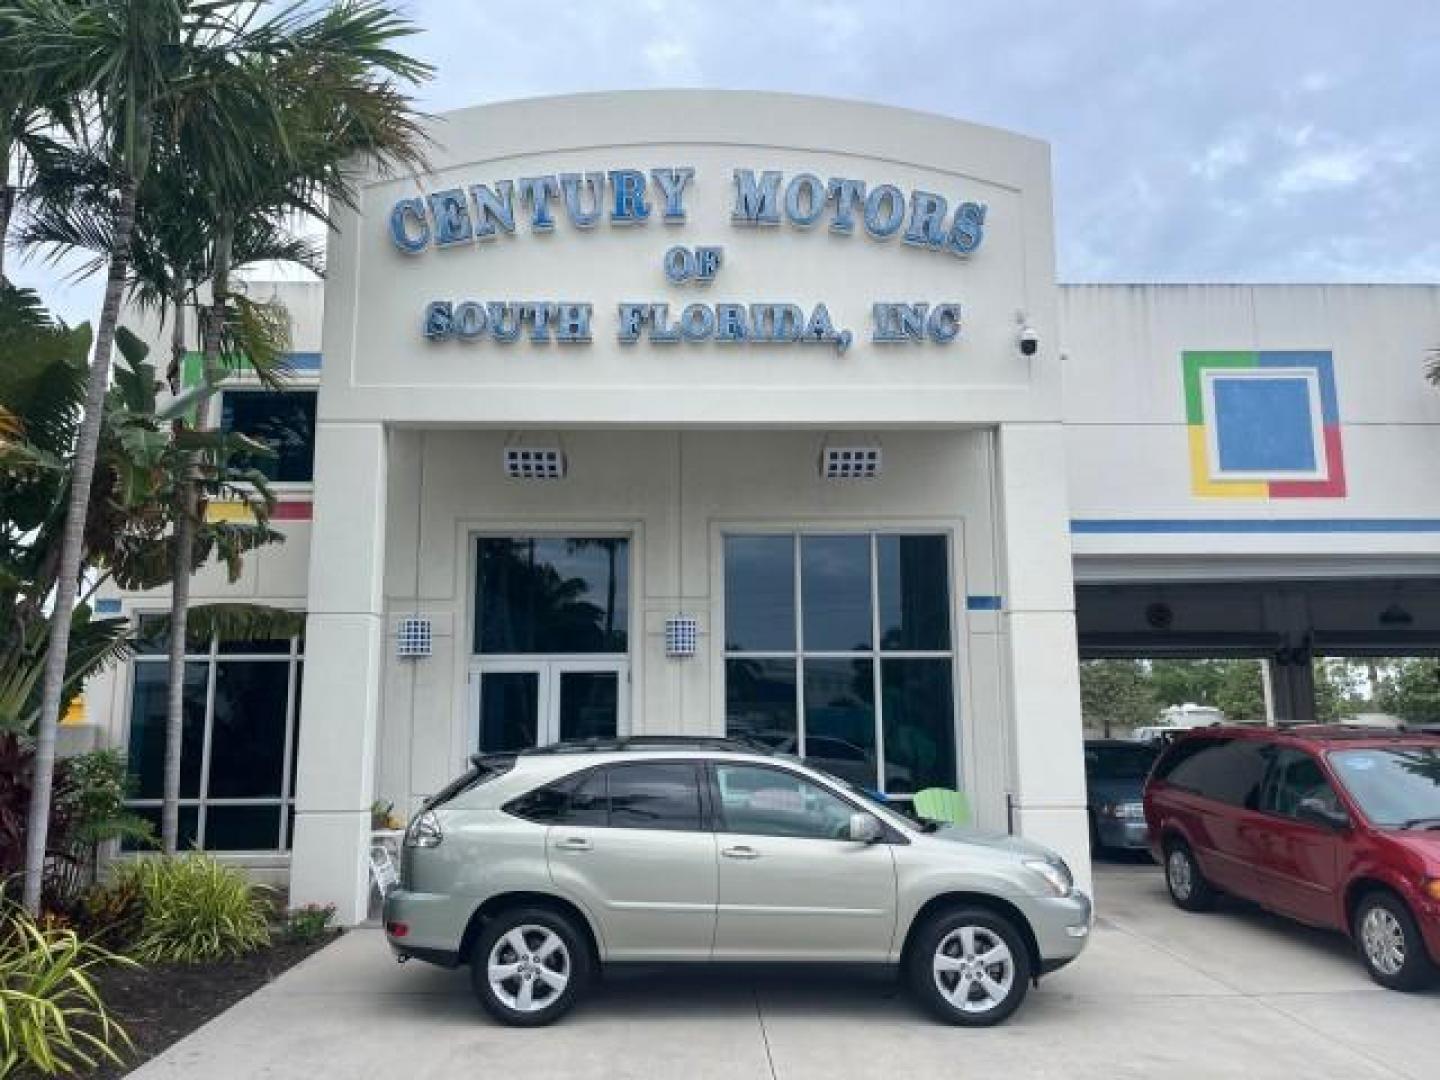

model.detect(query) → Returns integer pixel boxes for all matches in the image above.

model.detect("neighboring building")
[85,92,1440,922]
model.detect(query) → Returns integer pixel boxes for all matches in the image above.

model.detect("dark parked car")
[1084,740,1158,852]
[1144,725,1440,990]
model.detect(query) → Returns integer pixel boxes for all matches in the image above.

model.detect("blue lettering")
[732,169,782,225]
[469,181,515,239]
[516,176,561,231]
[904,190,948,249]
[389,197,430,253]
[609,169,651,223]
[784,173,826,227]
[427,189,472,247]
[863,185,905,238]
[650,167,694,222]
[560,172,605,228]
[827,178,865,234]
[946,201,987,255]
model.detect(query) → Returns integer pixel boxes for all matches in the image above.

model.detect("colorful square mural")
[1183,350,1346,499]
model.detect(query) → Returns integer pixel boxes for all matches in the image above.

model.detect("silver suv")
[384,738,1092,1026]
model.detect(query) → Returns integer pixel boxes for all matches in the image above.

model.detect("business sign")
[389,168,986,353]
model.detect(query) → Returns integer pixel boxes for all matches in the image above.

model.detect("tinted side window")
[605,763,703,831]
[504,769,608,826]
[1164,738,1270,808]
[1263,749,1343,819]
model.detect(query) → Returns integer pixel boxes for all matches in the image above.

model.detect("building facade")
[87,93,1440,923]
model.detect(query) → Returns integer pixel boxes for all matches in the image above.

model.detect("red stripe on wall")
[273,500,313,521]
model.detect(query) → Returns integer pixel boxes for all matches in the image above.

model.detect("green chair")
[912,787,972,827]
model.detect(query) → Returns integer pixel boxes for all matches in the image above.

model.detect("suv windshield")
[1086,745,1157,781]
[1328,747,1440,828]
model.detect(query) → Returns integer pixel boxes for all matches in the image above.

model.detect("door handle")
[721,845,759,860]
[554,837,592,852]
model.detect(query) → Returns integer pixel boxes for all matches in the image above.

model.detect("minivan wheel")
[1354,892,1436,992]
[471,907,591,1026]
[907,907,1031,1026]
[1164,839,1216,912]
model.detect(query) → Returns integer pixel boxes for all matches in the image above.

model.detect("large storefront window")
[124,617,303,852]
[724,533,956,794]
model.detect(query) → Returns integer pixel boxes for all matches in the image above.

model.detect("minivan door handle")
[554,837,592,852]
[721,845,759,860]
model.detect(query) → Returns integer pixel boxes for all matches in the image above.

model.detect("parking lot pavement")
[131,861,1438,1080]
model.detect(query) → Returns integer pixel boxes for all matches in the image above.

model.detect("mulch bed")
[89,931,342,1079]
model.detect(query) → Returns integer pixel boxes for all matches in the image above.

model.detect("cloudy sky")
[14,0,1440,323]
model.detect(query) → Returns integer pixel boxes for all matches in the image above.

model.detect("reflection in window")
[605,763,702,831]
[723,536,794,651]
[124,629,303,852]
[219,390,317,483]
[715,764,855,839]
[725,658,798,749]
[475,537,629,654]
[723,532,957,795]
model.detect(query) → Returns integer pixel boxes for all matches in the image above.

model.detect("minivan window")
[1161,738,1270,808]
[1263,748,1343,820]
[605,762,703,831]
[1329,747,1440,828]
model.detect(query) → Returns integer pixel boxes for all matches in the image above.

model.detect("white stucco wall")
[1061,284,1440,564]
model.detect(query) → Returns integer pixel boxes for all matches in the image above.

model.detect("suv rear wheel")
[471,907,591,1026]
[906,907,1031,1026]
[1164,838,1217,912]
[1354,891,1436,992]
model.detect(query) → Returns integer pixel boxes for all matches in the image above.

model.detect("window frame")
[123,612,304,854]
[719,529,962,797]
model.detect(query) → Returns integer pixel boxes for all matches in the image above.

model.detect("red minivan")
[1144,725,1440,990]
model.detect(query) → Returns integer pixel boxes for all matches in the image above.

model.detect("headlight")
[404,809,443,849]
[1023,858,1074,898]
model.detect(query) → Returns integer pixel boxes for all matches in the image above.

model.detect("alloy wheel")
[932,925,1015,1015]
[1167,848,1193,900]
[487,924,571,1012]
[1361,907,1406,976]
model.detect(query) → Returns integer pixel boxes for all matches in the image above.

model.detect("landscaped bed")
[90,930,341,1079]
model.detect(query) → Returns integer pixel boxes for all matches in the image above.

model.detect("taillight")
[404,809,443,848]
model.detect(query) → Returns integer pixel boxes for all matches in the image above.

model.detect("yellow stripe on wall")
[1188,425,1267,498]
[205,501,256,524]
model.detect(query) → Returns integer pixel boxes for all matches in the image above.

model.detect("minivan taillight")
[404,809,443,848]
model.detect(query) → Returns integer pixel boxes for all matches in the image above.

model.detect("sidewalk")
[129,863,1437,1079]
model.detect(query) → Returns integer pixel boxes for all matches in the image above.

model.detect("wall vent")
[820,446,882,480]
[503,447,566,480]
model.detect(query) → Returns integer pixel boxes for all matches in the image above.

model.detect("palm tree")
[0,11,77,284]
[5,0,407,913]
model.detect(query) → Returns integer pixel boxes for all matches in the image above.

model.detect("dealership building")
[87,92,1440,923]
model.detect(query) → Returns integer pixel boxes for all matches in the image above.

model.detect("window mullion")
[197,644,219,849]
[870,534,885,793]
[793,534,805,759]
[278,652,298,851]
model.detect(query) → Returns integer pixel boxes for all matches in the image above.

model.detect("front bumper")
[1095,818,1151,850]
[1018,888,1094,973]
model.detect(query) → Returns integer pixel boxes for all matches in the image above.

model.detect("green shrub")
[281,903,336,945]
[0,903,134,1078]
[116,854,271,963]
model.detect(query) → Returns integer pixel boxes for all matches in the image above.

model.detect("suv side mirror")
[1296,797,1349,832]
[848,812,883,844]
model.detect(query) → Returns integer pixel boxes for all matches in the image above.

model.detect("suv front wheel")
[906,907,1031,1026]
[1354,891,1436,992]
[471,907,592,1026]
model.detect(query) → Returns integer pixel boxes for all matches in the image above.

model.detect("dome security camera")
[1018,326,1039,357]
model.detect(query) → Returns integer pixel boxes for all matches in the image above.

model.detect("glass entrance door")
[469,660,627,754]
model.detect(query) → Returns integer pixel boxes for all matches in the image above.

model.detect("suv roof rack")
[517,735,773,757]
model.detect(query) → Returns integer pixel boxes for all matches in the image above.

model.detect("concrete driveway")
[131,860,1438,1079]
